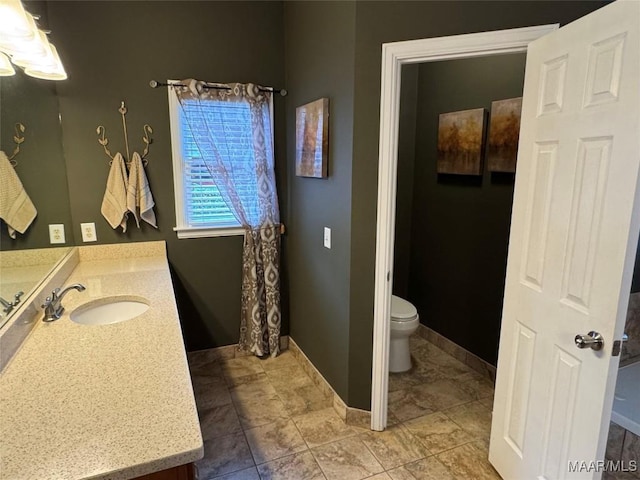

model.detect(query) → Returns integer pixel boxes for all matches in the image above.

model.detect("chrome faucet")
[1,291,24,314]
[42,284,86,322]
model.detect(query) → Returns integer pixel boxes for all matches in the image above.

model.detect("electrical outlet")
[324,227,331,249]
[81,222,97,242]
[49,224,65,244]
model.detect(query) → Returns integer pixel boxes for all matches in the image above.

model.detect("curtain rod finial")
[149,80,159,88]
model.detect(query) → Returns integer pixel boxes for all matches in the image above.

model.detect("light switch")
[81,222,97,242]
[324,227,331,249]
[49,224,65,244]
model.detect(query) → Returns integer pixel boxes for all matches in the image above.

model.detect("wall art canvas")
[295,98,329,178]
[487,97,523,173]
[437,108,486,175]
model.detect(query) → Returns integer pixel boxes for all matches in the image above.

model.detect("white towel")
[0,150,37,239]
[126,152,157,228]
[101,152,128,232]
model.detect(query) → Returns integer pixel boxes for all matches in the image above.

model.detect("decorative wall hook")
[8,123,26,166]
[96,101,153,167]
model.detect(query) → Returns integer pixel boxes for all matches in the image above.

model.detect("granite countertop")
[0,243,203,480]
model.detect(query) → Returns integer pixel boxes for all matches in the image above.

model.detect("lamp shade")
[24,44,67,80]
[0,51,15,76]
[4,23,49,61]
[0,0,34,39]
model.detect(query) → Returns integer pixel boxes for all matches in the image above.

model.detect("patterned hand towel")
[101,152,128,232]
[126,152,157,228]
[0,150,37,239]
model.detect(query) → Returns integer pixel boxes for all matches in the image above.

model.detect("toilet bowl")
[389,295,419,373]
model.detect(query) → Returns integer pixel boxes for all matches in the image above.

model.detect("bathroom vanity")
[0,241,203,480]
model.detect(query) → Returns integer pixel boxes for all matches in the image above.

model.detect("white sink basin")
[70,295,150,325]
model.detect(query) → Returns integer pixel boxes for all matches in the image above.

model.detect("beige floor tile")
[190,361,225,386]
[277,383,332,416]
[196,433,254,478]
[256,451,325,480]
[388,388,437,422]
[293,407,356,448]
[444,400,492,441]
[359,424,430,470]
[229,378,280,405]
[389,377,475,422]
[311,437,384,480]
[220,356,265,380]
[188,348,223,369]
[225,372,269,388]
[436,440,501,480]
[266,365,314,390]
[366,474,393,480]
[212,466,261,479]
[388,363,444,393]
[387,456,456,480]
[407,377,477,411]
[193,373,228,396]
[455,371,495,399]
[478,393,494,410]
[404,411,473,454]
[260,350,301,372]
[235,396,290,430]
[245,419,308,465]
[194,379,233,412]
[199,403,242,440]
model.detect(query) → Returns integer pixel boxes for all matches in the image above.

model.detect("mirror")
[0,2,75,328]
[0,247,71,327]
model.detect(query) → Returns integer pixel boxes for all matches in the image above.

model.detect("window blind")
[180,100,258,228]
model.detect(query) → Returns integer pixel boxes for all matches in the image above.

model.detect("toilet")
[389,295,420,373]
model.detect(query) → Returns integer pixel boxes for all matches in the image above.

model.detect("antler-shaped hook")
[8,123,26,166]
[96,125,114,162]
[140,124,153,164]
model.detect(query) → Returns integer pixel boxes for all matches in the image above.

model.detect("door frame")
[371,24,559,431]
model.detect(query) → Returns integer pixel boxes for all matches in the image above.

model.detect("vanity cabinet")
[134,463,195,480]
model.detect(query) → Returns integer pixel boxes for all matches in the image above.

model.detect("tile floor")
[187,334,500,480]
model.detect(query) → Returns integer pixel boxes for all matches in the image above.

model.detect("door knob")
[575,331,604,351]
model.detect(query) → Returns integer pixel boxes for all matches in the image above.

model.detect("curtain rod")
[149,80,287,97]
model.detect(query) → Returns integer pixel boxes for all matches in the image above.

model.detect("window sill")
[173,225,244,239]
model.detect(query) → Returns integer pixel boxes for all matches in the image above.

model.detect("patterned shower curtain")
[172,79,281,357]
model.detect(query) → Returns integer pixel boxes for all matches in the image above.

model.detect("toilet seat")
[391,295,417,321]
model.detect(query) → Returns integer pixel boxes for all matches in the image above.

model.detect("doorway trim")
[371,24,558,431]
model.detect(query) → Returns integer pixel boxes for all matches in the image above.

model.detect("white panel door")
[489,1,640,479]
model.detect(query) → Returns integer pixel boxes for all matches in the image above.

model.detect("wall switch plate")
[324,227,331,249]
[48,224,65,244]
[81,222,97,242]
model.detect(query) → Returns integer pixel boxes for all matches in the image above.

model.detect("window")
[168,83,273,238]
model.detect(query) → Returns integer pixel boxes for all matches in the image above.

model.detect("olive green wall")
[46,1,287,350]
[283,1,356,402]
[346,1,608,409]
[405,54,526,366]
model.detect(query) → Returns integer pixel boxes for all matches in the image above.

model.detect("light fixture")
[24,44,66,80]
[0,0,66,80]
[0,0,33,39]
[0,51,15,76]
[7,27,51,65]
